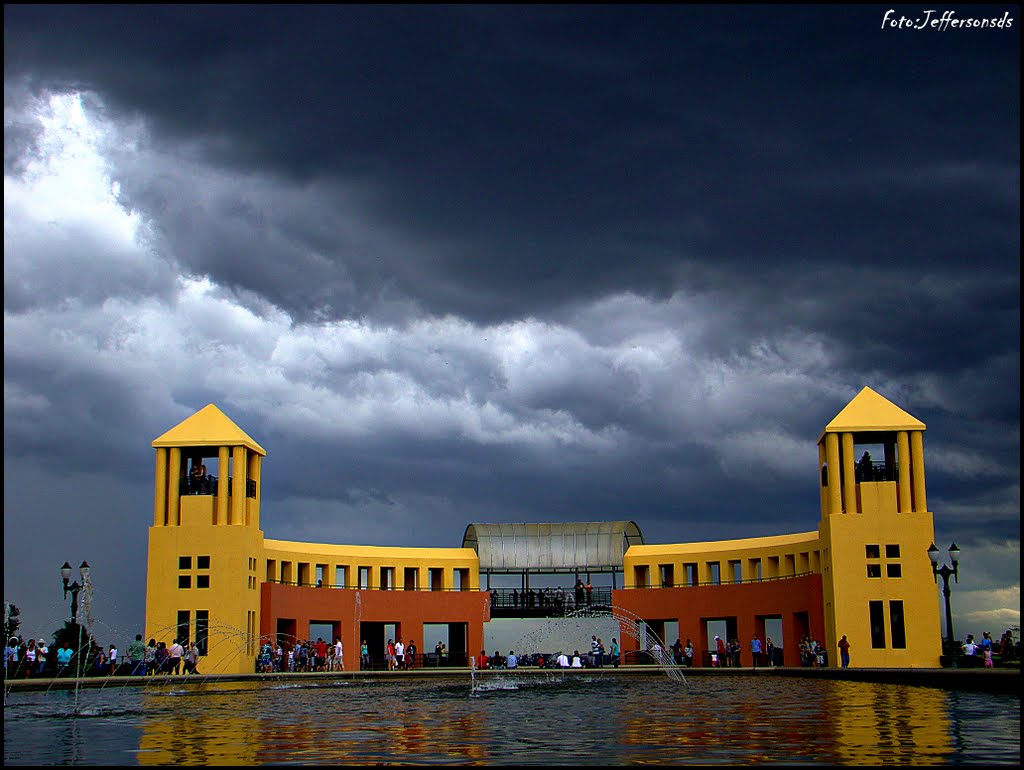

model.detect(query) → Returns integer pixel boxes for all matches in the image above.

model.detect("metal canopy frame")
[462,521,645,574]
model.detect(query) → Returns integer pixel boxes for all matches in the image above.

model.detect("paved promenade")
[5,664,1019,695]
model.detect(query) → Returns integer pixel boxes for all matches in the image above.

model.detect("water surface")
[3,673,1019,765]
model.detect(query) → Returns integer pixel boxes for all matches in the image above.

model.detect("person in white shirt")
[506,651,518,669]
[571,650,583,668]
[964,634,978,657]
[556,652,570,668]
[24,640,37,677]
[185,641,201,675]
[394,639,405,670]
[36,640,49,676]
[167,640,184,675]
[334,638,344,671]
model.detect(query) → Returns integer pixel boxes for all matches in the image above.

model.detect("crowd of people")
[475,635,621,670]
[257,637,347,673]
[383,638,418,670]
[491,578,600,613]
[952,630,1018,667]
[3,633,202,679]
[8,626,1019,680]
[659,634,821,668]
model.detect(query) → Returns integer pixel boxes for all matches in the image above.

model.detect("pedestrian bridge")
[463,521,644,618]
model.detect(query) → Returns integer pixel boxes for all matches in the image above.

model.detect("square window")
[178,556,191,570]
[867,564,882,578]
[178,575,192,589]
[196,574,210,589]
[197,555,210,570]
[865,545,880,559]
[886,563,902,578]
[885,544,900,559]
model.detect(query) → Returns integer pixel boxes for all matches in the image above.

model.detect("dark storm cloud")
[6,5,1018,324]
[3,5,1018,642]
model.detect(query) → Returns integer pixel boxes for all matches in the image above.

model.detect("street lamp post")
[60,561,90,683]
[60,561,90,624]
[928,543,961,645]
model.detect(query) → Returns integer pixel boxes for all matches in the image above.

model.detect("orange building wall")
[613,574,824,667]
[260,583,490,670]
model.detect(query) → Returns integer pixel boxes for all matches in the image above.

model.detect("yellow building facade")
[145,387,943,672]
[618,386,941,667]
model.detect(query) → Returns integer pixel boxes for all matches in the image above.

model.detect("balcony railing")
[488,587,613,617]
[627,570,816,589]
[179,476,257,498]
[264,579,477,592]
[855,461,898,483]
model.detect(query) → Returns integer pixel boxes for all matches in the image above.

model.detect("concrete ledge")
[5,665,1019,695]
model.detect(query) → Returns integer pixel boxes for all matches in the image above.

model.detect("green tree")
[4,603,22,642]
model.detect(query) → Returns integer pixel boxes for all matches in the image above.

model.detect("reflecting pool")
[3,673,1020,765]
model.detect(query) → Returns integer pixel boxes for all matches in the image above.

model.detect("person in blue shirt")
[751,635,763,668]
[56,643,73,672]
[506,651,518,669]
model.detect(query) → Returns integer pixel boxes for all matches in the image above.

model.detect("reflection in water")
[618,678,955,765]
[834,680,949,765]
[4,675,1019,766]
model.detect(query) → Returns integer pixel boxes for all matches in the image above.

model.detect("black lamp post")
[928,543,960,643]
[60,561,91,624]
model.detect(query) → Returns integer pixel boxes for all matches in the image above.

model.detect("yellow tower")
[146,404,266,674]
[818,386,941,667]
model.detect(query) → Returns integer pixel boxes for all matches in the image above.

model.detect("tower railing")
[178,476,257,498]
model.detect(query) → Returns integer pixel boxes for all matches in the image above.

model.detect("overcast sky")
[4,5,1019,649]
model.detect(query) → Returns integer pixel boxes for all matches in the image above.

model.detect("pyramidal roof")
[823,386,925,435]
[152,404,266,455]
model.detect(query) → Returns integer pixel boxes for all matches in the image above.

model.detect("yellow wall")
[820,484,940,668]
[624,531,822,587]
[263,540,479,592]
[145,522,265,675]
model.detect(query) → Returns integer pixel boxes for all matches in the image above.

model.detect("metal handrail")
[264,579,479,591]
[855,461,898,483]
[264,571,817,592]
[178,476,257,498]
[623,570,817,589]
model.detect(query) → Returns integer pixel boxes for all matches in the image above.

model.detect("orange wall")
[613,574,824,667]
[260,583,490,670]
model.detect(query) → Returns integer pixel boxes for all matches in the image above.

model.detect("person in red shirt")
[838,635,851,668]
[315,638,328,671]
[715,635,727,667]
